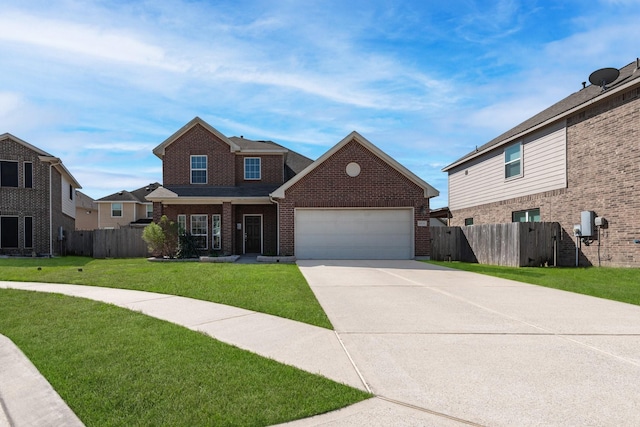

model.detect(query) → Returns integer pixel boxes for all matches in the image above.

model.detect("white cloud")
[0,11,186,71]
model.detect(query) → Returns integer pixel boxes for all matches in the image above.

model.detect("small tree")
[142,215,179,258]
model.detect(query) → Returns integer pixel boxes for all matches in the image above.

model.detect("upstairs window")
[191,155,207,184]
[512,208,540,222]
[24,162,33,188]
[111,203,123,217]
[244,157,261,180]
[504,143,522,179]
[0,161,18,187]
[146,204,153,218]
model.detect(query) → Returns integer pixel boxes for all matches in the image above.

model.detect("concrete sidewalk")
[0,281,366,426]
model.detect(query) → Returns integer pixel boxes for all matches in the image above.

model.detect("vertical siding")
[449,121,567,210]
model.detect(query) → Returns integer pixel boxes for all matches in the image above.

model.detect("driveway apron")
[297,260,640,426]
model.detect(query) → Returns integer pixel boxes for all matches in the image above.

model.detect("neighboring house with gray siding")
[1,133,81,256]
[443,59,640,267]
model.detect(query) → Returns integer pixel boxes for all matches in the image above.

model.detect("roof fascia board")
[152,117,241,159]
[146,196,272,205]
[271,131,439,198]
[38,156,82,188]
[443,76,640,172]
[236,149,288,154]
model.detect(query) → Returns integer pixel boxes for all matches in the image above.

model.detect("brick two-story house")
[1,133,81,256]
[443,59,640,267]
[147,117,439,259]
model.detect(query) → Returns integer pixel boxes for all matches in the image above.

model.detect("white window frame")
[244,157,261,180]
[190,155,207,184]
[212,214,221,250]
[145,204,153,218]
[512,208,540,223]
[190,214,208,249]
[177,214,186,236]
[504,142,522,180]
[111,203,123,217]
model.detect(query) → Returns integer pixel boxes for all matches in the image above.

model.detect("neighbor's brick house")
[443,59,640,267]
[1,133,81,256]
[147,117,439,259]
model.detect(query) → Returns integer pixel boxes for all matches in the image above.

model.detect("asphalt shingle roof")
[98,182,161,202]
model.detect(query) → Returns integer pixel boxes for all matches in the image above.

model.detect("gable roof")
[271,131,439,199]
[1,132,53,156]
[97,182,161,203]
[1,133,82,188]
[443,59,640,171]
[152,117,242,159]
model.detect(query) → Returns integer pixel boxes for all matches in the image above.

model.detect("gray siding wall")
[449,120,567,210]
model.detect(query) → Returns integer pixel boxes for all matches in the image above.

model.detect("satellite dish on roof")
[588,67,620,91]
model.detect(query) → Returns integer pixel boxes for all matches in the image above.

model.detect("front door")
[244,215,262,253]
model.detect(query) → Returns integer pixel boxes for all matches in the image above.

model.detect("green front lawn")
[427,261,640,305]
[0,257,332,329]
[0,289,371,426]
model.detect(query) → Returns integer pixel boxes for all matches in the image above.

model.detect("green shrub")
[142,215,179,258]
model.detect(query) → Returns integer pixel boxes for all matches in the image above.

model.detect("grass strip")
[0,257,332,329]
[0,289,371,426]
[427,261,640,305]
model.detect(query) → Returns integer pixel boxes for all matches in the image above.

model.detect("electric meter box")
[581,211,595,237]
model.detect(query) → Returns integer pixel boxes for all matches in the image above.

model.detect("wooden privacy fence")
[431,222,560,267]
[66,228,150,258]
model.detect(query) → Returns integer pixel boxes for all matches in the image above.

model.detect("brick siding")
[277,139,431,256]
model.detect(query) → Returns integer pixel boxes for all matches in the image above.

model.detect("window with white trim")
[191,155,207,184]
[504,142,522,179]
[512,208,540,222]
[146,204,153,218]
[111,203,122,217]
[244,157,261,180]
[464,218,474,226]
[177,215,186,236]
[212,214,221,250]
[191,215,208,249]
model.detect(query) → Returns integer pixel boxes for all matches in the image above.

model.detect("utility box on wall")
[581,211,595,237]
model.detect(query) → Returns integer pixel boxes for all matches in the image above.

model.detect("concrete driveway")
[294,260,640,426]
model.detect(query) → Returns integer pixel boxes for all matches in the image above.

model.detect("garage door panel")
[295,209,413,260]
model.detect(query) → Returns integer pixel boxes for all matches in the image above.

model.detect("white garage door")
[295,209,413,259]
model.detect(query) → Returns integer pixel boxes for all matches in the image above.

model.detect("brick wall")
[277,139,431,256]
[0,137,51,255]
[450,85,640,267]
[163,124,236,186]
[234,154,285,185]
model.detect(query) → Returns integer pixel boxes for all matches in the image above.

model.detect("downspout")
[269,195,280,256]
[48,159,62,256]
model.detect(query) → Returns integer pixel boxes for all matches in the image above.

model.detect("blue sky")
[1,0,638,208]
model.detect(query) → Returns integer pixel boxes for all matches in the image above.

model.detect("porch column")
[222,202,233,255]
